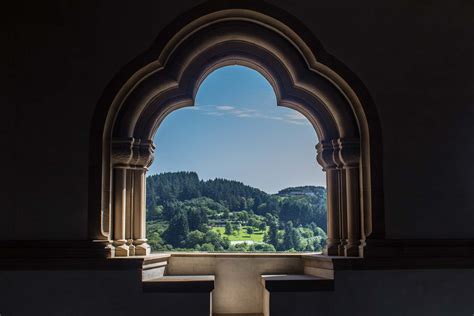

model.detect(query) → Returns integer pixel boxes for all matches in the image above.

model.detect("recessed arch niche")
[89,0,384,258]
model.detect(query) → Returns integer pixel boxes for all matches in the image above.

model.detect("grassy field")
[212,226,266,242]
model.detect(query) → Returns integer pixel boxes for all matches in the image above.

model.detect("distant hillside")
[147,171,326,227]
[277,186,326,197]
[146,171,269,212]
[146,171,327,252]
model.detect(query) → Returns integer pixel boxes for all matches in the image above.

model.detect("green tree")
[187,206,208,231]
[282,221,295,250]
[267,220,279,249]
[237,211,249,223]
[184,230,205,248]
[246,227,254,234]
[282,221,302,250]
[146,172,328,253]
[225,222,233,235]
[163,210,189,246]
[204,230,229,251]
[200,243,215,251]
[247,217,258,228]
[147,205,163,221]
[254,243,276,252]
[233,223,241,233]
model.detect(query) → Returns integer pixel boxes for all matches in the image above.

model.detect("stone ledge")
[0,240,111,259]
[166,252,314,258]
[302,254,474,270]
[0,253,170,271]
[261,274,334,292]
[143,275,215,293]
[213,314,263,316]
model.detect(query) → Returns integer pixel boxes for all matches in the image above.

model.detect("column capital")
[316,140,337,171]
[337,138,360,168]
[112,137,155,169]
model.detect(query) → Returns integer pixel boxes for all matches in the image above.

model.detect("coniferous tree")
[163,209,189,246]
[267,220,279,249]
[146,171,327,252]
[187,207,208,231]
[225,222,233,235]
[282,221,295,250]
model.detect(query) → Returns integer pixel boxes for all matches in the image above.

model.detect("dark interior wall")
[1,0,201,240]
[275,0,474,239]
[0,270,212,316]
[2,0,473,240]
[270,269,474,316]
[1,268,472,316]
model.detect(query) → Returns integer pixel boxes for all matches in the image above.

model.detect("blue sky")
[148,66,325,193]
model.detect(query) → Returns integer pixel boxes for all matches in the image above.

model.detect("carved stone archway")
[89,1,384,258]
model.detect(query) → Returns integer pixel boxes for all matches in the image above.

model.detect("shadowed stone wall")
[2,0,473,241]
[1,1,473,315]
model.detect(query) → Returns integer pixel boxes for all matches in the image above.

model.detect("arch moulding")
[89,1,385,258]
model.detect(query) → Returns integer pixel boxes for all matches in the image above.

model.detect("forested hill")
[277,186,326,197]
[147,172,269,212]
[146,171,326,228]
[146,171,327,252]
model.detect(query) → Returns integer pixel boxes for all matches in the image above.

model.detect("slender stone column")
[332,139,347,256]
[131,140,154,255]
[317,141,341,256]
[339,138,362,257]
[111,138,155,256]
[113,167,129,256]
[125,171,135,256]
[133,168,150,255]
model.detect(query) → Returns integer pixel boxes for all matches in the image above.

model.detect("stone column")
[111,138,154,256]
[317,141,341,256]
[125,171,136,256]
[111,138,134,256]
[133,168,150,255]
[131,140,154,256]
[332,139,347,256]
[113,167,129,256]
[339,138,362,257]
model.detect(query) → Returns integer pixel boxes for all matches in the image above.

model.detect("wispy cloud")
[285,112,307,121]
[197,104,309,126]
[215,105,235,111]
[286,120,306,125]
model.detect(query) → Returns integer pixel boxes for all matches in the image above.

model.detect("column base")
[126,239,136,256]
[344,243,362,257]
[104,242,115,258]
[134,242,151,256]
[324,241,340,256]
[338,239,347,256]
[114,241,130,257]
[129,244,136,256]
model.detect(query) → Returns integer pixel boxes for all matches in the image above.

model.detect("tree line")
[146,171,327,252]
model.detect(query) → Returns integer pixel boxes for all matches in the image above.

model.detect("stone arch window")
[89,1,384,258]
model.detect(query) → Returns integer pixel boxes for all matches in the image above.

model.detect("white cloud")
[287,120,306,125]
[199,103,309,126]
[215,105,235,111]
[285,112,307,121]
